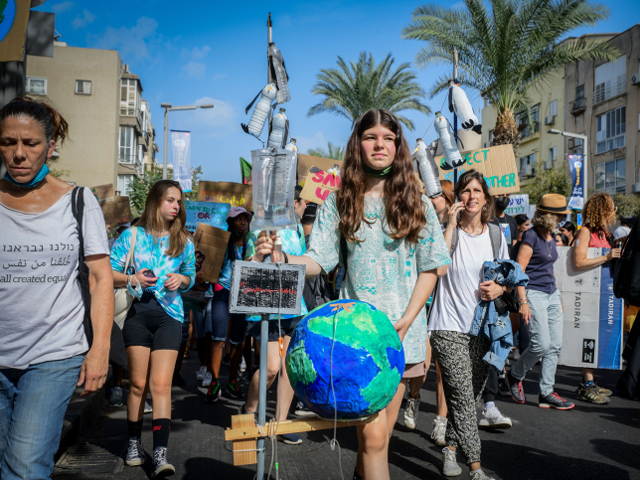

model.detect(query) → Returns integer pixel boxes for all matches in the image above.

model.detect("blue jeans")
[0,354,85,480]
[511,289,563,396]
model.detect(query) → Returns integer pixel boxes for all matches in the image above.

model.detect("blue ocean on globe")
[286,299,405,420]
[0,0,16,44]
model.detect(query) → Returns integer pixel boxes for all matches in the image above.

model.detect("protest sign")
[100,197,132,227]
[229,261,305,315]
[193,224,230,284]
[300,169,341,205]
[198,181,252,209]
[556,247,623,369]
[504,194,529,217]
[0,0,30,61]
[436,145,519,195]
[181,289,206,313]
[184,201,230,233]
[90,184,116,204]
[297,154,343,186]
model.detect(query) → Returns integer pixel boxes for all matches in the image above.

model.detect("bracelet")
[283,252,289,264]
[518,299,528,305]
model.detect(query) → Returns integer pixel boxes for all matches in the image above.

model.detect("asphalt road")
[53,353,640,480]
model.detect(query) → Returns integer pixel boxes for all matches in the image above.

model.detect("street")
[54,354,640,480]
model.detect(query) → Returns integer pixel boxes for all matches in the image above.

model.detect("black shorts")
[246,316,302,343]
[123,292,182,351]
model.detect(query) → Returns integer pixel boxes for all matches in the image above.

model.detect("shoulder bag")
[114,226,137,329]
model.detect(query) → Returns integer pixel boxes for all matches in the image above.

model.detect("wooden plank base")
[230,414,258,466]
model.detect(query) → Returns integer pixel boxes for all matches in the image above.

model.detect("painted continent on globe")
[286,299,405,420]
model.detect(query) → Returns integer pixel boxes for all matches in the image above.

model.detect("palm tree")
[402,0,618,152]
[307,142,346,161]
[307,52,431,131]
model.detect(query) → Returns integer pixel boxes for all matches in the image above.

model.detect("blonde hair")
[531,211,558,233]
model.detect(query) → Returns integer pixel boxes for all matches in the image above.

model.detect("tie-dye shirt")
[110,227,196,322]
[217,244,244,291]
[305,193,451,364]
[245,224,308,321]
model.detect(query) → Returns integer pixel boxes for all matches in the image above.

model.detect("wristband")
[518,298,528,305]
[283,252,289,264]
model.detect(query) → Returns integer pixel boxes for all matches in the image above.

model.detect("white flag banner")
[171,130,192,192]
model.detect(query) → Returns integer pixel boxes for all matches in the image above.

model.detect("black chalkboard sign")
[229,261,305,315]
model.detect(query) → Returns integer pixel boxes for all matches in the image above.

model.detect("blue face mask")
[4,163,50,188]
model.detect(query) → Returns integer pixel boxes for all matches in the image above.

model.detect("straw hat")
[536,194,571,215]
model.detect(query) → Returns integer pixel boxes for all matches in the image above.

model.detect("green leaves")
[307,52,430,131]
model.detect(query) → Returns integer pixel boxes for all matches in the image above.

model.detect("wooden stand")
[226,413,379,466]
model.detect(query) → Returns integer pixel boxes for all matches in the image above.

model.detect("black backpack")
[613,215,640,306]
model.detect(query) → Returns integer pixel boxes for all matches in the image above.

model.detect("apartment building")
[481,67,567,186]
[564,25,640,196]
[25,42,155,193]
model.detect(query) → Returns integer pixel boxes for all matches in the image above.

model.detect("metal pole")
[162,107,169,180]
[256,314,269,480]
[452,47,459,185]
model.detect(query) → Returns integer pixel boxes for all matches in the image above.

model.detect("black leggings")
[123,292,182,351]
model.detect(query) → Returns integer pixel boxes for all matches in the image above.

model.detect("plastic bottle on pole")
[434,111,463,171]
[268,44,291,105]
[242,83,277,139]
[449,83,482,134]
[412,138,442,198]
[268,108,287,148]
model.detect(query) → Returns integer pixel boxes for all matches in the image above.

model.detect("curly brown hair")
[336,109,426,244]
[583,192,615,234]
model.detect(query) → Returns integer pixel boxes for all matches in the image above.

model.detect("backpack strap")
[340,233,348,273]
[450,226,459,256]
[488,223,502,259]
[71,187,85,261]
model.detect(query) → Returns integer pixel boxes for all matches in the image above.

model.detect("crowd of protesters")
[1,99,637,480]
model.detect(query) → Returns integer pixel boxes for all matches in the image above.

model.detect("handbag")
[494,288,519,315]
[114,226,137,329]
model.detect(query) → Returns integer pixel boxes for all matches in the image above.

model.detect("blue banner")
[567,154,584,210]
[171,130,192,192]
[184,201,230,234]
[597,253,623,369]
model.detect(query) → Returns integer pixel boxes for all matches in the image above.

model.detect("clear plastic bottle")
[434,111,463,171]
[273,235,283,263]
[267,108,287,149]
[243,83,277,139]
[412,138,442,198]
[268,44,291,105]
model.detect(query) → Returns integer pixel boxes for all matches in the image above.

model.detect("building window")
[519,153,536,177]
[117,174,135,196]
[549,146,557,162]
[119,126,136,163]
[75,80,92,95]
[517,105,540,139]
[596,106,625,154]
[594,55,626,104]
[120,78,140,116]
[595,158,625,195]
[549,100,558,118]
[26,76,47,95]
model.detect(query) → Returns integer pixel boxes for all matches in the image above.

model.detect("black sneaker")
[539,392,575,410]
[205,381,221,403]
[507,371,526,404]
[294,401,316,418]
[226,379,243,399]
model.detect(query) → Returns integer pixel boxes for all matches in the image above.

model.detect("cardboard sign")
[556,247,623,369]
[91,184,116,204]
[193,223,231,284]
[436,145,519,195]
[504,194,529,217]
[198,181,252,209]
[300,169,341,205]
[0,0,30,62]
[297,154,343,186]
[101,197,132,228]
[181,289,206,313]
[184,201,230,234]
[229,260,305,315]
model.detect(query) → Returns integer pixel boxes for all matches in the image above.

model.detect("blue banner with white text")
[567,154,584,210]
[171,130,192,192]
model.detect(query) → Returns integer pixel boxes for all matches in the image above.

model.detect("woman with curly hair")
[573,192,621,404]
[507,194,575,410]
[253,108,451,480]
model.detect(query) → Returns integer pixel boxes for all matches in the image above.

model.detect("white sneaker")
[442,447,462,477]
[239,357,247,374]
[470,469,495,480]
[196,366,207,381]
[403,396,420,429]
[478,405,512,429]
[202,372,213,387]
[431,415,447,446]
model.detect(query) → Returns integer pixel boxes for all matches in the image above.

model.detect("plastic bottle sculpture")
[284,138,298,152]
[241,83,277,139]
[434,111,464,171]
[268,43,291,105]
[412,138,442,198]
[267,108,288,148]
[449,82,482,134]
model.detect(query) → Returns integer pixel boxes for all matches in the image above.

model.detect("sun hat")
[536,194,571,215]
[613,226,631,241]
[227,206,252,219]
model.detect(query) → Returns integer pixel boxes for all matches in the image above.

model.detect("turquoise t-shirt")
[304,193,451,364]
[245,224,308,321]
[217,244,243,291]
[110,227,196,322]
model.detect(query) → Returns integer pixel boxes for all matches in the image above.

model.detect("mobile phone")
[143,269,156,278]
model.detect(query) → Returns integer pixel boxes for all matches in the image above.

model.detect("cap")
[227,206,252,219]
[613,226,631,240]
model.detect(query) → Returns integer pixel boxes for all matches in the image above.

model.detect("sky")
[35,0,638,184]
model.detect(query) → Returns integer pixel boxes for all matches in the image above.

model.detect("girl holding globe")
[254,108,451,480]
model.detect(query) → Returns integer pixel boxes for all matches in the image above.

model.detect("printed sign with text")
[197,181,252,209]
[300,169,341,205]
[504,194,529,217]
[184,201,230,234]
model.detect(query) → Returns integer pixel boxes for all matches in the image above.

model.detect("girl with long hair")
[573,192,621,404]
[110,180,195,477]
[428,170,511,480]
[253,108,450,480]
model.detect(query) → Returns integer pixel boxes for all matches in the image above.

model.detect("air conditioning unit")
[632,74,640,85]
[632,183,640,193]
[544,115,555,125]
